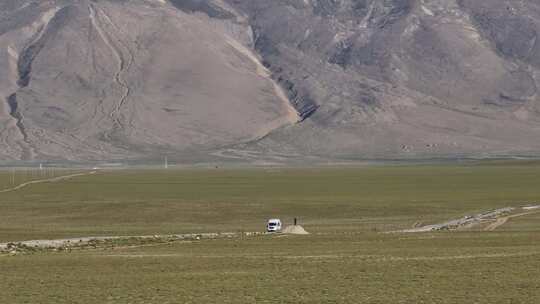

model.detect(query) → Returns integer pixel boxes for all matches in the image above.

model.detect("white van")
[267,219,282,232]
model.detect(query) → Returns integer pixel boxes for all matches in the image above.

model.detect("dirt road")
[484,211,540,231]
[0,170,97,194]
[398,207,540,233]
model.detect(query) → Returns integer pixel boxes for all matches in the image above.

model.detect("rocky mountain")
[1,0,540,162]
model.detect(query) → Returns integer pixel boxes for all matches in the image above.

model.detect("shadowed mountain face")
[221,0,540,160]
[1,0,540,162]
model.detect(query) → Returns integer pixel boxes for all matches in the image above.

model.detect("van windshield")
[268,223,277,226]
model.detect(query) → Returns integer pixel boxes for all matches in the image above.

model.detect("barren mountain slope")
[1,0,540,162]
[0,0,297,161]
[219,0,540,160]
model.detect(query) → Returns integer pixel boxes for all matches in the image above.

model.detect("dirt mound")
[282,225,309,235]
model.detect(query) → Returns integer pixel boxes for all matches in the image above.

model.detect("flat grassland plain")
[1,162,540,303]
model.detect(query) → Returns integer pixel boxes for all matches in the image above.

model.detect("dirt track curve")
[484,211,540,231]
[0,171,97,194]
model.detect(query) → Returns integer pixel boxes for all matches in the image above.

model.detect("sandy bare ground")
[0,171,97,194]
[0,232,266,252]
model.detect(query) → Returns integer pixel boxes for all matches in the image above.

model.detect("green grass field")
[1,162,540,303]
